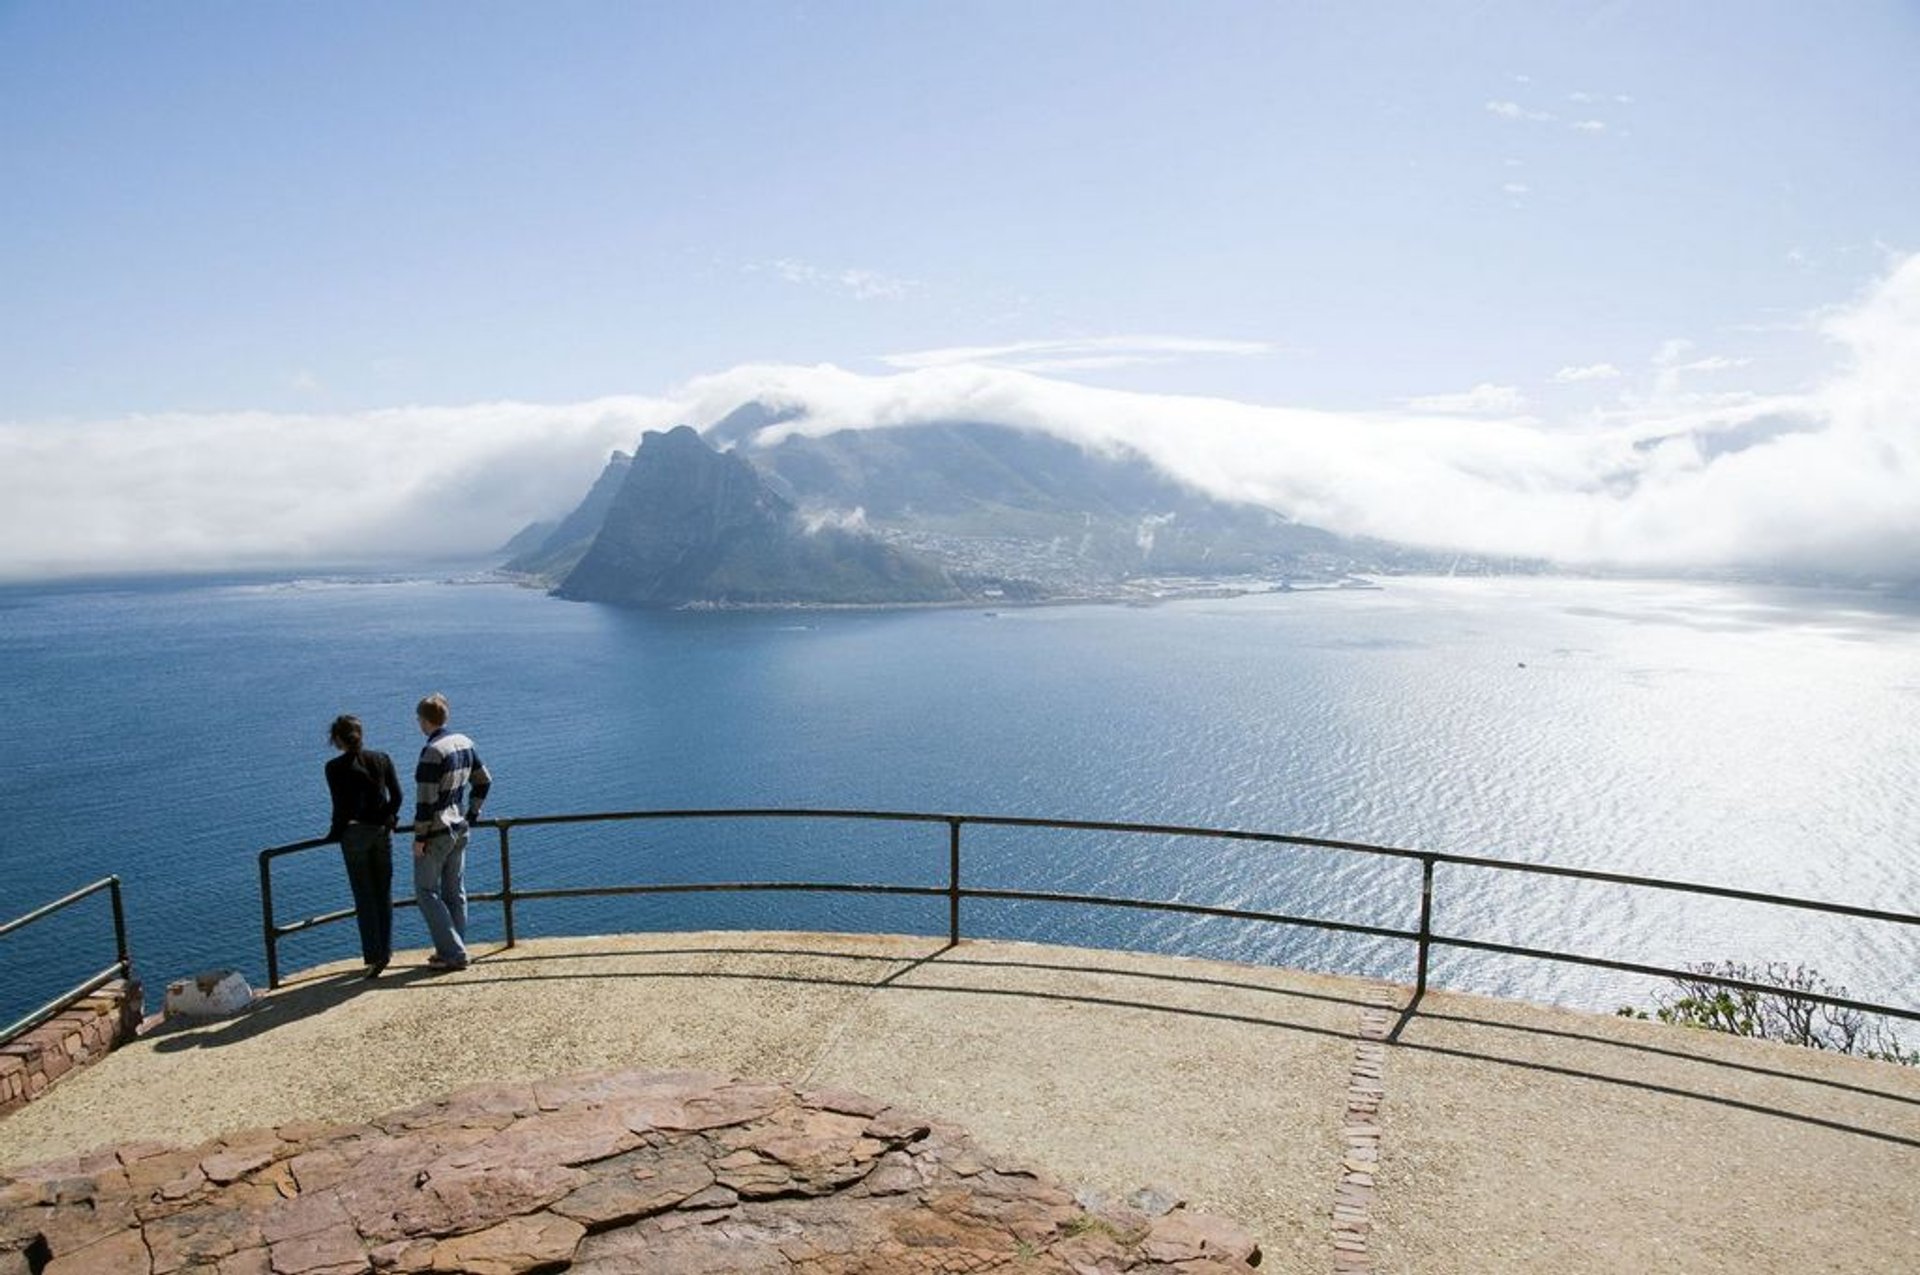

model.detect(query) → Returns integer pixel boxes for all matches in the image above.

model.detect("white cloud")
[1486,100,1556,122]
[1552,363,1623,382]
[681,257,1920,576]
[1406,384,1528,414]
[0,398,670,580]
[997,355,1178,373]
[753,258,920,301]
[800,506,869,535]
[1649,342,1754,395]
[1676,355,1752,374]
[881,336,1275,373]
[291,370,323,394]
[5,258,1918,582]
[1571,120,1607,133]
[1502,182,1531,196]
[834,268,918,301]
[1654,338,1695,366]
[1568,91,1596,103]
[1136,511,1177,555]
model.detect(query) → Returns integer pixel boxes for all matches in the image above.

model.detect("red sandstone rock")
[1142,1209,1263,1266]
[143,1203,264,1273]
[427,1213,585,1274]
[202,1146,279,1186]
[0,1070,1260,1274]
[549,1150,715,1229]
[267,1218,367,1274]
[44,1226,151,1274]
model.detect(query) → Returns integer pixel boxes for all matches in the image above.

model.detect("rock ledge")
[0,1068,1261,1273]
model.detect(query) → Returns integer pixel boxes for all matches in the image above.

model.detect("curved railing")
[1,877,132,1044]
[257,808,1920,1026]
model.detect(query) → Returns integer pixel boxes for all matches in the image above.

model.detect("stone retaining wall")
[0,978,143,1117]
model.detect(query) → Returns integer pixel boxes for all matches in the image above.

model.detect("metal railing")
[257,809,1920,1026]
[1,876,132,1044]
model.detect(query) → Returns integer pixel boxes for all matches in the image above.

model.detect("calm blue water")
[2,572,1916,1034]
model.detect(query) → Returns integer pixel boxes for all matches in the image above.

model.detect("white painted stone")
[164,969,253,1019]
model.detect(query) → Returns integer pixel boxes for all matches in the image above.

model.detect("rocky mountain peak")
[556,425,959,607]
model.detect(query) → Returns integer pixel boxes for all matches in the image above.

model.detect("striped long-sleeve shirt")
[413,728,492,838]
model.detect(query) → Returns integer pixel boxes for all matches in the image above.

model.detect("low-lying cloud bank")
[0,400,673,580]
[3,257,1916,583]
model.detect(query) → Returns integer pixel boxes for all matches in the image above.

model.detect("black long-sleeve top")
[325,748,404,842]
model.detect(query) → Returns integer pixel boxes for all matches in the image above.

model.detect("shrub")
[1617,960,1915,1066]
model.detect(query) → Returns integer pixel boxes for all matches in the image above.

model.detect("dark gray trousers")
[340,824,394,967]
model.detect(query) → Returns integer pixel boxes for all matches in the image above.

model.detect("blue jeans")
[414,826,469,962]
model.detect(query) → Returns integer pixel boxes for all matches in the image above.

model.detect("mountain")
[512,404,1451,607]
[556,426,963,607]
[503,449,634,579]
[703,400,803,449]
[742,418,1354,582]
[496,518,557,560]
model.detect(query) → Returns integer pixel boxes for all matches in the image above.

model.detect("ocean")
[2,571,1916,1035]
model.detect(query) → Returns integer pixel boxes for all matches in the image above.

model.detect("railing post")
[1414,855,1436,996]
[947,819,963,944]
[259,853,281,991]
[499,823,516,949]
[108,875,129,972]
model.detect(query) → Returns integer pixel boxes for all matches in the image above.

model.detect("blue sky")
[2,3,1918,577]
[5,1,1915,416]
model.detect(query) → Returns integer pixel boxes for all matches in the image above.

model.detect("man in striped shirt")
[412,692,493,971]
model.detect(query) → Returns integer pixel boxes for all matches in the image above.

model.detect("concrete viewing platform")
[1,931,1915,1273]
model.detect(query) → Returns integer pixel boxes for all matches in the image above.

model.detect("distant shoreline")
[490,568,1389,613]
[5,564,1912,608]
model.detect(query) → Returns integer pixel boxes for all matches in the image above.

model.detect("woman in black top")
[324,714,404,978]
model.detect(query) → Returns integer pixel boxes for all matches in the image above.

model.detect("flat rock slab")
[0,1069,1260,1274]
